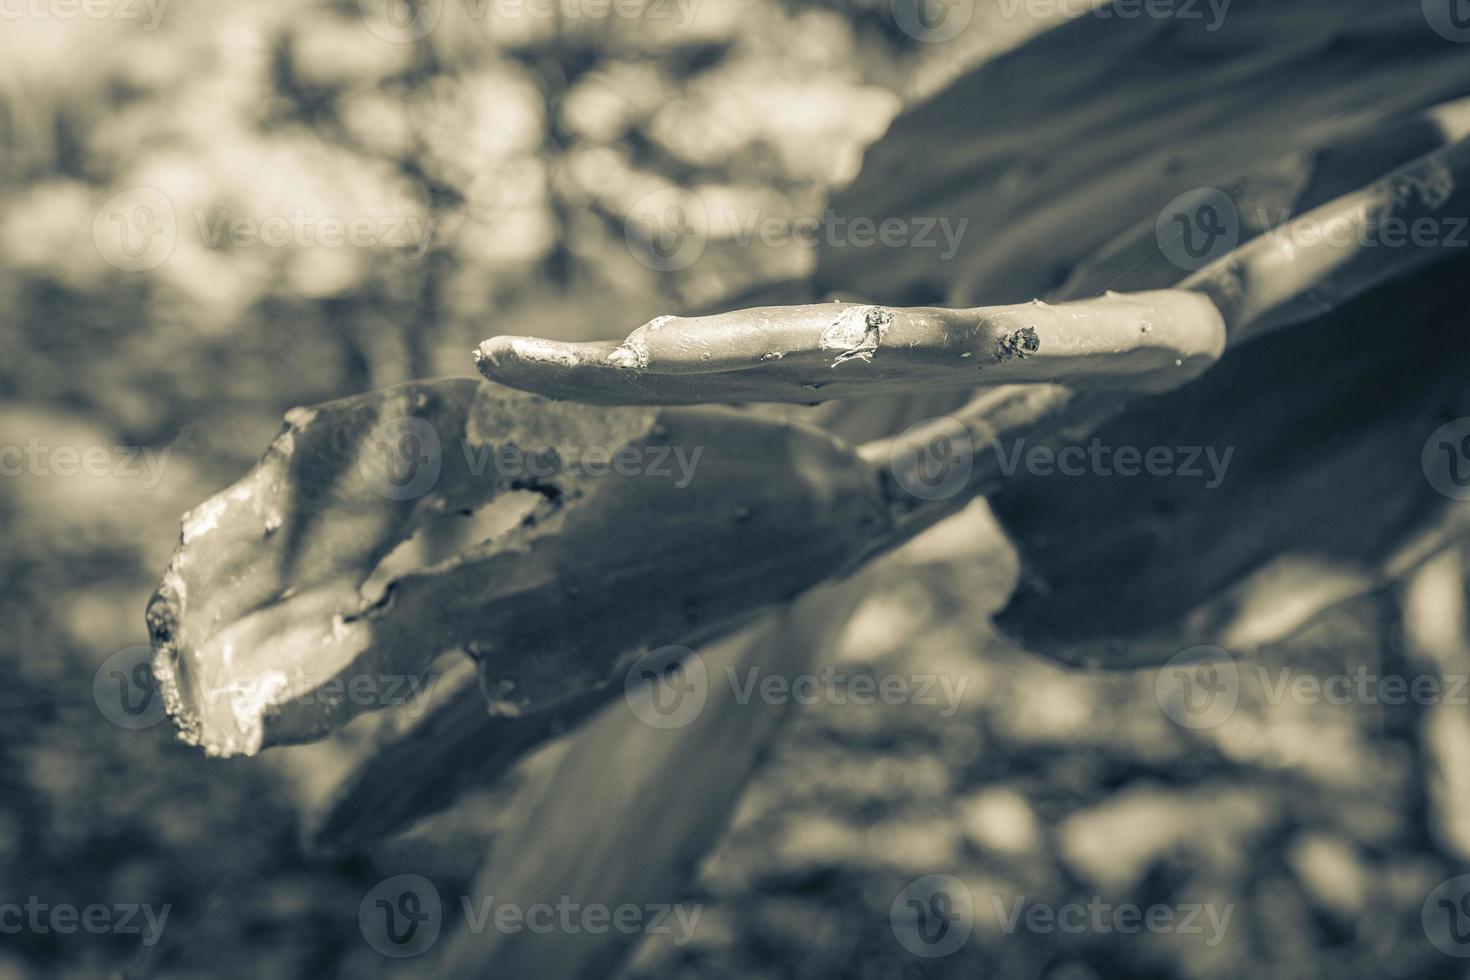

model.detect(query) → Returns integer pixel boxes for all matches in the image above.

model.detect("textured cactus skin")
[147,379,495,757]
[147,379,889,757]
[990,203,1470,666]
[144,0,1470,895]
[474,292,1226,404]
[304,660,613,851]
[453,402,891,716]
[820,0,1470,309]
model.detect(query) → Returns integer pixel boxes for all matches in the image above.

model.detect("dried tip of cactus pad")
[474,292,1226,405]
[148,379,891,758]
[147,380,658,756]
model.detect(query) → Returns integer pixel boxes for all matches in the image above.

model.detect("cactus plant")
[146,1,1470,976]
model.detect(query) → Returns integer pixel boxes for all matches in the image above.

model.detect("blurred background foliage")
[1,2,1465,978]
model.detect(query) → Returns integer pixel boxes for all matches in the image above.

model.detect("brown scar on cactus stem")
[474,291,1227,405]
[995,326,1041,362]
[827,305,892,365]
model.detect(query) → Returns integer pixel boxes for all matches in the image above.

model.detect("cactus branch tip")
[475,293,1227,406]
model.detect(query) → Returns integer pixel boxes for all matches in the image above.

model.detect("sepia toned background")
[3,1,1469,977]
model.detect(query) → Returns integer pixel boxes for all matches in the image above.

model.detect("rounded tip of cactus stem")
[473,294,1229,406]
